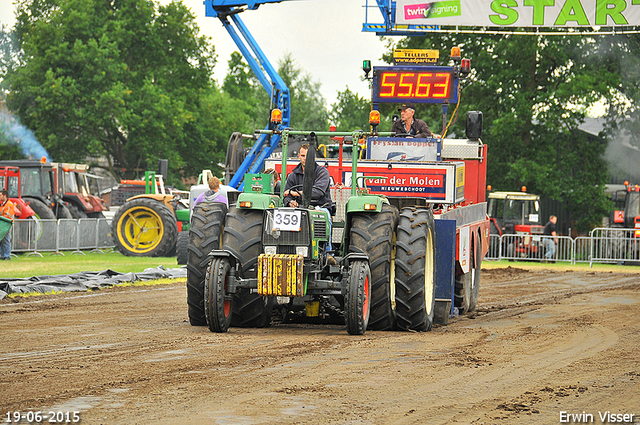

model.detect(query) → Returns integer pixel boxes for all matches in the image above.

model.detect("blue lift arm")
[205,1,292,190]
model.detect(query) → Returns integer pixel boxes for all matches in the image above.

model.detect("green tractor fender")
[345,195,385,214]
[236,192,283,210]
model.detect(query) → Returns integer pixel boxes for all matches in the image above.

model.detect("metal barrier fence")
[589,228,640,266]
[486,230,640,266]
[7,218,114,257]
[4,219,639,265]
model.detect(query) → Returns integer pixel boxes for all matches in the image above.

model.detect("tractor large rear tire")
[394,207,436,331]
[223,207,274,328]
[186,202,227,326]
[24,197,56,220]
[455,233,482,314]
[348,203,399,330]
[111,198,177,257]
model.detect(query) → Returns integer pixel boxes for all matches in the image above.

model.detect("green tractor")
[186,128,436,335]
[111,167,190,257]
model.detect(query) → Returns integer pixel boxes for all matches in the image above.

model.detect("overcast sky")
[0,0,391,107]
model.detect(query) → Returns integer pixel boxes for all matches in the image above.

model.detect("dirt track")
[1,266,640,425]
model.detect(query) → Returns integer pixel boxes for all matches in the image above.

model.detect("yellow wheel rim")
[117,206,165,253]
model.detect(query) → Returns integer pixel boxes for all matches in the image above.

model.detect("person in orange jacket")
[0,189,15,260]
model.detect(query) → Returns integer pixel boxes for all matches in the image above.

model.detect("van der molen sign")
[396,0,640,27]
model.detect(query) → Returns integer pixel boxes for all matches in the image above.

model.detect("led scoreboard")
[372,66,459,104]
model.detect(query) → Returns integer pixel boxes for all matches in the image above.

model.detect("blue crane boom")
[205,0,414,189]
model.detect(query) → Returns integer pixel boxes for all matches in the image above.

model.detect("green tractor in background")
[186,126,437,335]
[111,161,190,257]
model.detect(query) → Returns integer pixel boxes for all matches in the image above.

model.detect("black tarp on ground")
[0,266,186,299]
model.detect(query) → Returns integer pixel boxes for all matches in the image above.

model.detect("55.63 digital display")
[372,66,459,104]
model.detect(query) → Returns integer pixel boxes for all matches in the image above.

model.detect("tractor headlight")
[296,246,308,257]
[264,246,277,255]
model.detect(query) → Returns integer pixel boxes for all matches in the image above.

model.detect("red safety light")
[330,125,336,132]
[369,110,381,125]
[624,180,629,186]
[40,156,47,164]
[521,186,527,192]
[270,108,282,125]
[486,185,492,191]
[461,58,471,75]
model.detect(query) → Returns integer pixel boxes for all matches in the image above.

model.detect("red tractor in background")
[0,165,38,220]
[608,181,640,237]
[0,159,72,220]
[487,188,544,258]
[52,162,109,218]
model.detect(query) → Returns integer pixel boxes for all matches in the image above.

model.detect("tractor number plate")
[273,209,301,232]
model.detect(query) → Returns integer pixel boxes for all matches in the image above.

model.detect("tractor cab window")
[64,171,80,193]
[523,200,541,225]
[504,199,540,225]
[7,176,19,198]
[86,176,101,196]
[21,169,42,197]
[487,198,498,218]
[44,171,55,195]
[504,200,525,223]
[627,192,640,222]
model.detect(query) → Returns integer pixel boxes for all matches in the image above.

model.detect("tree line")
[1,0,639,231]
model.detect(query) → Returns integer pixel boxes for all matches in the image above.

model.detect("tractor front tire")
[112,198,177,257]
[345,260,371,335]
[223,207,273,328]
[176,231,189,265]
[205,257,233,333]
[55,202,73,219]
[348,203,399,330]
[394,207,436,331]
[186,202,227,326]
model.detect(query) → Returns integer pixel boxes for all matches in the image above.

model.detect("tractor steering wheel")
[285,184,303,198]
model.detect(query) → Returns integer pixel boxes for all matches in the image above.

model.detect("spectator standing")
[0,189,15,260]
[543,215,558,262]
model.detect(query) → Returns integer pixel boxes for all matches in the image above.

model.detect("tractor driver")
[392,102,432,138]
[283,143,332,210]
[283,143,334,255]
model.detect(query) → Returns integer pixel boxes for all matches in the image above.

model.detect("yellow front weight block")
[257,254,305,297]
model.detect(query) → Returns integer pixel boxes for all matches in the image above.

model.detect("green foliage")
[277,54,329,131]
[329,87,372,131]
[222,51,254,101]
[221,52,329,133]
